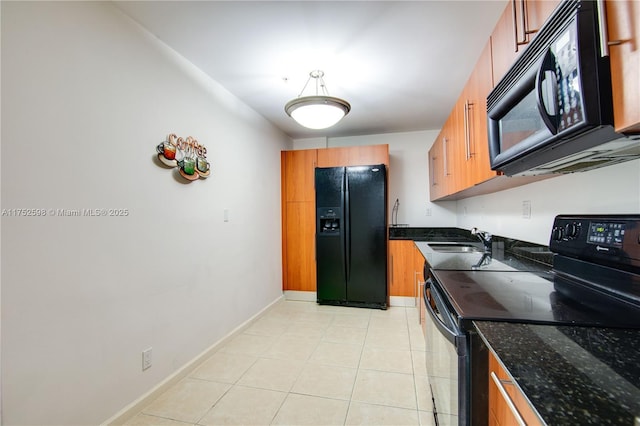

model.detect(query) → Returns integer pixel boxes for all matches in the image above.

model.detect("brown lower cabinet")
[488,351,543,426]
[282,201,316,291]
[388,240,426,299]
[388,240,416,297]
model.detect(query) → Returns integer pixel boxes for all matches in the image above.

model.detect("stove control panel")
[585,221,625,247]
[550,215,639,270]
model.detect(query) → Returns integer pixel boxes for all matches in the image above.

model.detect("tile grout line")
[343,307,372,425]
[271,303,336,425]
[405,306,424,424]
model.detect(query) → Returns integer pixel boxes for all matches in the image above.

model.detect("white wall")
[456,160,640,245]
[294,133,640,245]
[1,2,290,425]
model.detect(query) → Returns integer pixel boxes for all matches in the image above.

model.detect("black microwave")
[487,0,638,176]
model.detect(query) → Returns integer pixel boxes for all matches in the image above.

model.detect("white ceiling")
[114,1,507,140]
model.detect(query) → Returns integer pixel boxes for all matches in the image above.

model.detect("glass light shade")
[285,96,351,130]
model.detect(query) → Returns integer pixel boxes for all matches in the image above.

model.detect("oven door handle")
[424,278,462,345]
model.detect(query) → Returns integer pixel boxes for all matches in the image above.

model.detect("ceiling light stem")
[297,74,313,98]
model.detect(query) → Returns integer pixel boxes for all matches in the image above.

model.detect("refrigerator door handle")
[338,169,348,285]
[344,169,351,283]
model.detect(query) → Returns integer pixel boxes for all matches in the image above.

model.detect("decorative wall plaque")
[156,133,210,181]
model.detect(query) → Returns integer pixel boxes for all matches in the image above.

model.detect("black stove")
[429,215,640,329]
[550,215,640,323]
[432,269,640,329]
[422,215,640,426]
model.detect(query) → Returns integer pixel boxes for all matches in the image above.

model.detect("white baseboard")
[102,295,285,425]
[283,290,316,302]
[284,291,416,309]
[389,296,418,307]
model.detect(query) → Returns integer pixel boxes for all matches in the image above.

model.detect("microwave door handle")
[535,49,559,135]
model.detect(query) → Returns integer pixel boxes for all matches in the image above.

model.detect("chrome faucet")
[472,252,493,270]
[471,227,492,252]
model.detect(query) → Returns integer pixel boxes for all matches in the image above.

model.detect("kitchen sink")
[427,243,482,253]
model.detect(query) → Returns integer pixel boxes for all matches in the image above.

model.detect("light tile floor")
[125,300,436,426]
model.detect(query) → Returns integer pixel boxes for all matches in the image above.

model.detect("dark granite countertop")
[389,226,473,242]
[392,227,554,270]
[475,321,640,425]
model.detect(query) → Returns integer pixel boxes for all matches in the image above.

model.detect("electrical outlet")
[142,347,152,371]
[224,208,229,222]
[522,200,531,219]
[426,208,432,217]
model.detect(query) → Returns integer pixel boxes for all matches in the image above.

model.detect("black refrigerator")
[315,164,388,309]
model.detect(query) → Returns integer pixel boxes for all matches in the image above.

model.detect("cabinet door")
[451,93,468,193]
[317,146,350,167]
[442,112,460,193]
[607,0,640,133]
[445,96,469,194]
[466,40,498,186]
[430,113,456,200]
[283,201,316,291]
[317,144,389,167]
[348,144,390,166]
[429,128,454,201]
[388,240,416,297]
[491,1,524,85]
[282,149,317,202]
[432,41,496,200]
[429,103,462,199]
[491,0,559,85]
[525,0,560,35]
[428,136,445,201]
[488,351,543,426]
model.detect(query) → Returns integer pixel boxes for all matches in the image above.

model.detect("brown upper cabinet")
[460,41,496,188]
[282,149,317,202]
[606,0,640,133]
[490,0,561,84]
[317,144,390,168]
[428,132,446,201]
[429,40,501,201]
[429,0,640,201]
[429,111,459,200]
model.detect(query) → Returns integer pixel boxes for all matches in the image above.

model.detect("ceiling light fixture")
[284,70,351,130]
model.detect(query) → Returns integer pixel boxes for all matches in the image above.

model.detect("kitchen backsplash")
[389,227,553,269]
